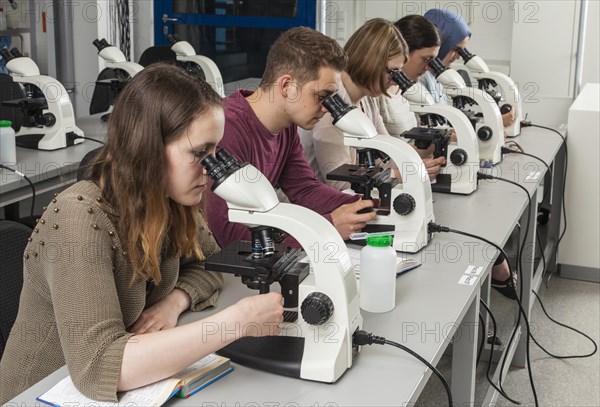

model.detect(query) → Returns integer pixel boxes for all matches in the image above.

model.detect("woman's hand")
[234,292,284,337]
[129,288,191,334]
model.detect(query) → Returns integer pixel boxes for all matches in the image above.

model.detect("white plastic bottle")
[359,234,397,313]
[0,120,17,164]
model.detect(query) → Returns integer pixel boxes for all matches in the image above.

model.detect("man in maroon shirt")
[207,27,376,247]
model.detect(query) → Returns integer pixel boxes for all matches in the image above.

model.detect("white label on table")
[465,265,484,276]
[458,274,478,286]
[526,171,541,181]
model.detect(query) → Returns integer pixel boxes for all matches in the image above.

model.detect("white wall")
[581,0,599,88]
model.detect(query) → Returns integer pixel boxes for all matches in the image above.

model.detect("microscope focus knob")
[450,148,468,166]
[393,193,416,216]
[301,292,334,325]
[477,126,493,141]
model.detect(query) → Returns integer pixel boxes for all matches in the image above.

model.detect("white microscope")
[1,48,84,150]
[202,149,362,383]
[390,69,479,195]
[428,57,504,165]
[457,47,523,138]
[89,39,144,118]
[166,34,225,97]
[322,94,435,253]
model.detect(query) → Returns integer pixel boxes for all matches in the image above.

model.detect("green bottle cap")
[366,235,393,247]
[0,120,13,127]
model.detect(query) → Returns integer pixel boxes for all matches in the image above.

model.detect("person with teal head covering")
[420,8,518,302]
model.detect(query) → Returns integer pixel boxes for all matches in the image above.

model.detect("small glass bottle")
[359,235,397,313]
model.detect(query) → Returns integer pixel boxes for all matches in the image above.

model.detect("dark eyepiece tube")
[201,154,228,190]
[322,93,356,124]
[428,58,447,78]
[9,48,23,58]
[389,69,415,94]
[166,34,177,45]
[216,148,241,172]
[0,48,14,62]
[458,47,474,62]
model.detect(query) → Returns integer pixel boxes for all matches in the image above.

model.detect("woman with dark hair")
[377,14,442,137]
[0,63,284,404]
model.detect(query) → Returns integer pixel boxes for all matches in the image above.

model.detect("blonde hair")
[344,18,408,97]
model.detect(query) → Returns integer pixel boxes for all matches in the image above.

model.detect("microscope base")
[15,132,78,150]
[431,174,477,195]
[217,336,304,379]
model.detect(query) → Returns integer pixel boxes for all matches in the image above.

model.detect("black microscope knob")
[450,148,468,166]
[477,126,493,141]
[393,193,416,216]
[36,113,56,127]
[301,292,334,325]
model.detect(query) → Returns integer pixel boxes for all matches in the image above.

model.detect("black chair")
[77,147,102,181]
[0,220,32,359]
[138,46,177,68]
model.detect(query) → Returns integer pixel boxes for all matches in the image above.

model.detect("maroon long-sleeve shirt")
[206,90,358,248]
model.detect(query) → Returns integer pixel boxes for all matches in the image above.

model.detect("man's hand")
[501,105,516,129]
[129,288,191,334]
[331,199,377,240]
[423,156,446,181]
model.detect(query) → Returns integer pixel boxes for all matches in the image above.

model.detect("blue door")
[154,0,317,83]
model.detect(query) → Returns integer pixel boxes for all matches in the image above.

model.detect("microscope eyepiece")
[201,154,228,188]
[322,93,356,124]
[389,69,415,94]
[457,47,474,62]
[0,48,14,62]
[9,48,23,58]
[93,39,111,52]
[166,34,178,45]
[428,58,447,78]
[216,148,241,172]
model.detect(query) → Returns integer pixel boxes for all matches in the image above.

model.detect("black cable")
[500,148,551,206]
[501,148,551,177]
[524,123,568,276]
[536,228,549,289]
[530,290,598,359]
[353,330,453,407]
[476,173,537,405]
[429,221,539,406]
[0,164,36,225]
[477,312,486,366]
[479,299,521,404]
[71,135,106,145]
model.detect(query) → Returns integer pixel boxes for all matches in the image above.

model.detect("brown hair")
[87,63,223,284]
[344,18,408,97]
[260,27,347,88]
[395,15,441,52]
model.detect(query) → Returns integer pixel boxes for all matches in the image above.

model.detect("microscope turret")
[390,69,479,195]
[92,38,143,78]
[322,94,434,253]
[1,48,84,150]
[428,57,504,165]
[89,39,144,119]
[166,34,225,97]
[458,47,523,138]
[202,149,362,383]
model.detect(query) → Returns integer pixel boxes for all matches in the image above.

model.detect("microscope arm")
[343,135,434,219]
[177,55,225,97]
